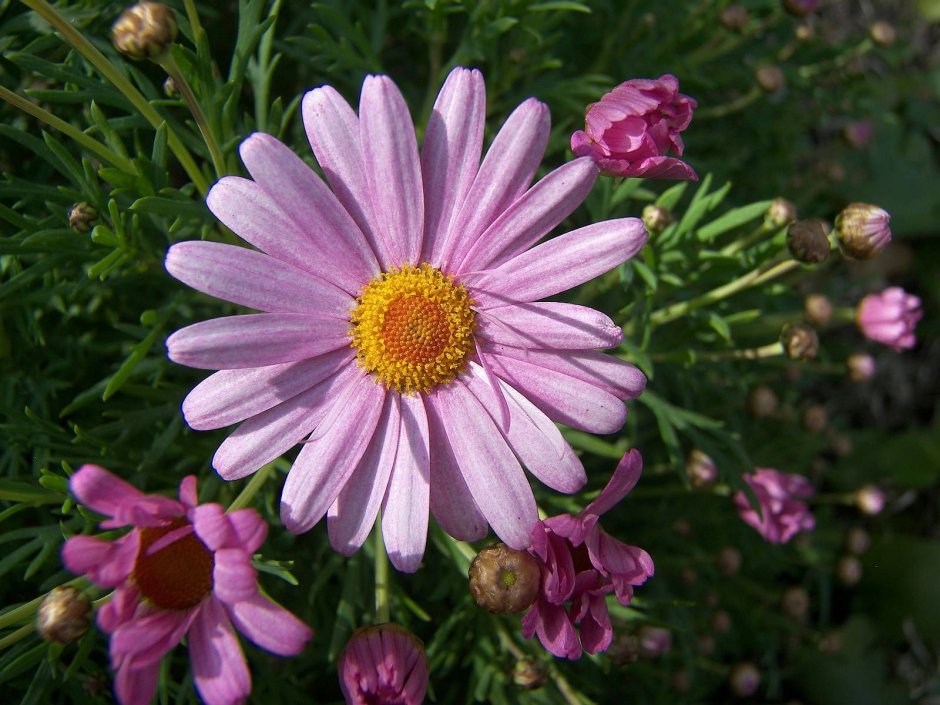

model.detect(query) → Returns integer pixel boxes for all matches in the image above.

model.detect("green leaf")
[655,181,688,211]
[696,200,773,242]
[102,321,165,401]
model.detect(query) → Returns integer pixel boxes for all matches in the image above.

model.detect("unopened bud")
[68,202,98,233]
[687,449,718,488]
[608,633,640,665]
[869,20,897,47]
[672,669,692,693]
[37,586,92,645]
[468,543,540,614]
[801,404,827,433]
[638,625,672,657]
[837,555,863,586]
[847,353,875,382]
[756,64,786,93]
[512,659,547,690]
[803,294,832,327]
[853,485,885,516]
[712,610,732,634]
[642,204,672,233]
[819,630,842,653]
[766,197,797,228]
[163,75,178,97]
[747,385,778,418]
[836,202,891,260]
[729,662,761,697]
[830,433,853,458]
[781,586,809,621]
[845,527,870,555]
[781,322,819,361]
[842,120,873,149]
[112,2,178,61]
[698,633,716,655]
[795,23,815,42]
[782,0,820,16]
[716,546,742,576]
[719,5,749,31]
[787,219,830,263]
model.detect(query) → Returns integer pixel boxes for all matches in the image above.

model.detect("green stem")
[494,624,589,705]
[158,53,226,178]
[227,463,274,512]
[0,624,34,650]
[0,85,138,173]
[720,223,774,256]
[695,87,761,120]
[374,513,390,624]
[644,258,800,329]
[20,0,209,194]
[653,341,785,364]
[0,577,89,632]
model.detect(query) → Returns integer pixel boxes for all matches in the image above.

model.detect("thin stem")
[494,624,588,705]
[20,0,209,194]
[0,624,34,650]
[226,463,274,512]
[695,87,761,120]
[653,341,785,364]
[0,85,138,173]
[158,53,226,177]
[720,223,774,256]
[374,513,390,624]
[644,258,800,328]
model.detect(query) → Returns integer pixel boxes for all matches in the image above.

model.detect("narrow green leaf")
[697,200,773,242]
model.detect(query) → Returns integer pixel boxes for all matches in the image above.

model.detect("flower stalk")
[374,514,390,624]
[227,462,275,512]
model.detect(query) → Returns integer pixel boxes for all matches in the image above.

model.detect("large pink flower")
[733,468,816,544]
[570,75,697,180]
[62,465,312,705]
[164,67,648,571]
[338,624,429,705]
[521,450,654,660]
[856,287,922,351]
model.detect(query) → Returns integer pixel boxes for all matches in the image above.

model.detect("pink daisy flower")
[522,450,654,660]
[62,465,312,705]
[165,67,648,571]
[733,468,816,544]
[338,623,429,705]
[856,287,922,351]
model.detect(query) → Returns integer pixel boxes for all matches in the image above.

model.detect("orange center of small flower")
[133,520,213,610]
[351,264,475,394]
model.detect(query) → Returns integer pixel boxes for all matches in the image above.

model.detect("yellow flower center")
[133,520,214,610]
[351,263,475,394]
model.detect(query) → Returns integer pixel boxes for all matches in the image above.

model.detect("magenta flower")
[856,287,922,351]
[521,450,654,660]
[338,624,429,705]
[164,67,648,571]
[570,75,697,180]
[62,465,312,705]
[733,468,816,544]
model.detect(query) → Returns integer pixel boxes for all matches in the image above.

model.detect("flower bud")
[36,586,92,645]
[782,0,820,16]
[339,624,428,705]
[846,353,875,382]
[756,64,785,93]
[766,197,797,228]
[836,202,891,260]
[687,449,718,488]
[712,610,732,634]
[608,633,640,665]
[163,75,178,97]
[112,2,178,61]
[795,23,815,41]
[803,294,832,327]
[642,204,672,233]
[716,546,742,576]
[853,485,885,516]
[869,20,897,47]
[747,385,778,418]
[468,543,540,614]
[856,287,922,351]
[787,219,830,263]
[837,555,863,586]
[638,625,672,657]
[698,633,716,655]
[719,5,749,31]
[801,404,827,434]
[830,433,853,458]
[842,120,873,149]
[512,659,547,690]
[781,323,819,361]
[781,586,809,621]
[845,527,870,556]
[68,202,98,233]
[819,630,842,653]
[673,669,692,693]
[729,662,761,697]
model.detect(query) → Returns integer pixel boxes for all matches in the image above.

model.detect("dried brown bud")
[781,323,819,361]
[766,197,797,228]
[729,662,761,697]
[719,5,749,31]
[801,404,827,433]
[756,64,786,93]
[468,543,540,614]
[844,527,870,555]
[716,546,742,576]
[781,586,810,621]
[747,385,778,419]
[642,204,672,233]
[68,202,98,233]
[787,219,830,263]
[608,633,640,665]
[869,20,897,47]
[112,2,178,61]
[37,586,92,645]
[803,294,832,327]
[837,555,863,586]
[512,659,547,690]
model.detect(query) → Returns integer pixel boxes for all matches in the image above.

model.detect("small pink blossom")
[62,465,312,705]
[733,468,816,544]
[571,75,697,180]
[857,287,922,351]
[521,450,654,660]
[338,623,429,705]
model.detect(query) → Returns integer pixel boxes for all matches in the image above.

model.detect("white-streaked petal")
[476,303,623,350]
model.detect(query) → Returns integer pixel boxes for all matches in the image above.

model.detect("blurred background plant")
[0,0,937,703]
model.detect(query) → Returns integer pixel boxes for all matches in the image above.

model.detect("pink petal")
[166,313,349,370]
[190,599,251,705]
[477,303,623,350]
[114,660,161,705]
[587,530,655,593]
[473,218,648,306]
[178,475,198,509]
[441,98,550,269]
[238,132,380,292]
[165,241,353,317]
[583,449,644,517]
[302,86,388,266]
[110,608,192,667]
[69,464,143,520]
[522,601,581,660]
[578,594,613,655]
[421,67,485,265]
[182,349,353,431]
[381,394,430,573]
[360,75,424,266]
[191,503,233,550]
[427,382,537,549]
[280,374,387,534]
[213,547,259,605]
[226,592,313,657]
[458,158,598,273]
[227,509,268,554]
[62,532,139,588]
[96,584,140,634]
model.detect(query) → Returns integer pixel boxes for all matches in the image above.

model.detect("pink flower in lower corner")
[164,66,649,573]
[339,624,429,705]
[571,74,697,180]
[61,465,312,705]
[733,468,816,544]
[856,287,922,351]
[522,450,654,660]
